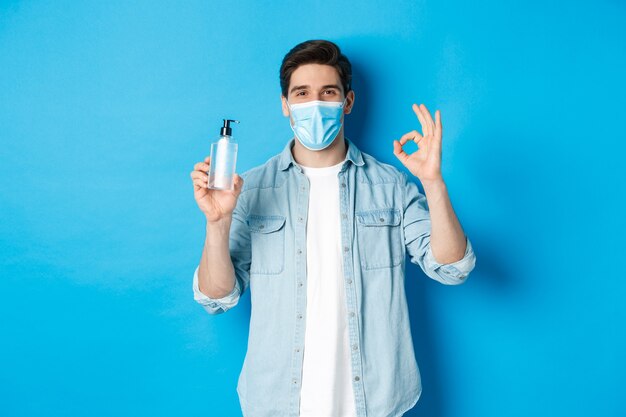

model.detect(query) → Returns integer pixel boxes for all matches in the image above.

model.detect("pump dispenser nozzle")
[220,119,240,136]
[208,118,240,190]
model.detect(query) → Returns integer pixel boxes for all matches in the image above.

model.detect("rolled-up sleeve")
[192,265,241,314]
[402,172,476,285]
[422,236,476,284]
[192,187,252,315]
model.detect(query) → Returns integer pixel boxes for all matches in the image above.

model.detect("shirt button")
[341,183,346,188]
[298,217,303,222]
[349,312,355,318]
[353,344,358,351]
[298,282,303,287]
[297,249,302,254]
[347,279,352,284]
[293,379,298,384]
[259,224,265,229]
[342,213,347,219]
[344,246,349,252]
[295,348,300,353]
[354,376,360,382]
[298,314,303,319]
[379,217,385,222]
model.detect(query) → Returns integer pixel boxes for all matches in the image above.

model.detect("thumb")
[233,174,244,193]
[393,140,409,165]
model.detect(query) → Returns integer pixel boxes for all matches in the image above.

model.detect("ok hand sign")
[393,103,444,185]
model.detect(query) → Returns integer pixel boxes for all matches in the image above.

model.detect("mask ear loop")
[285,99,295,128]
[340,97,348,116]
[340,96,348,110]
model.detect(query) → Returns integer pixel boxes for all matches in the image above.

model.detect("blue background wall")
[1,1,624,416]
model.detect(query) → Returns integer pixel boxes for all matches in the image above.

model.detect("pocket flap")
[356,208,401,226]
[247,215,286,233]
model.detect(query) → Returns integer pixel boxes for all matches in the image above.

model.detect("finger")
[435,109,442,133]
[190,171,209,182]
[421,103,435,133]
[420,104,434,137]
[193,178,208,188]
[399,130,421,144]
[392,140,410,164]
[194,162,210,172]
[433,110,443,152]
[399,130,424,147]
[412,103,427,136]
[205,156,211,163]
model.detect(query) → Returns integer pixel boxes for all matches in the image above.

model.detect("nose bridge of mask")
[288,98,345,110]
[288,99,346,124]
[288,99,343,128]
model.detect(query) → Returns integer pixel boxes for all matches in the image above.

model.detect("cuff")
[192,265,240,314]
[423,236,476,283]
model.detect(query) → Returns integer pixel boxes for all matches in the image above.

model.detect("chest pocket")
[356,208,403,270]
[247,214,286,275]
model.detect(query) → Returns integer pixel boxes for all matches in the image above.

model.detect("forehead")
[289,63,341,88]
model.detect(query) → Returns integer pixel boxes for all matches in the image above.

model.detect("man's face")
[281,63,354,122]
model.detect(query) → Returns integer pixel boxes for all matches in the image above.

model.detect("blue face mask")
[287,98,347,151]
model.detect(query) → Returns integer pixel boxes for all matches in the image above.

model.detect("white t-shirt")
[298,160,357,417]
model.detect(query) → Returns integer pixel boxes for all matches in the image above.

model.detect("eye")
[296,91,306,96]
[324,90,337,95]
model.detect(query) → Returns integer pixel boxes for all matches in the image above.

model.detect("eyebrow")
[289,84,342,94]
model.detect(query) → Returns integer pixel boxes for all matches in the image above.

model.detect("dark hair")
[279,39,352,98]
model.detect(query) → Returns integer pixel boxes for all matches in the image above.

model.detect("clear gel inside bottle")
[208,119,239,190]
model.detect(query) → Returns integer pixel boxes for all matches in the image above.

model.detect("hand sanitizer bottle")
[208,119,239,190]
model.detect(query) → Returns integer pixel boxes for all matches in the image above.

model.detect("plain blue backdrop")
[1,0,624,416]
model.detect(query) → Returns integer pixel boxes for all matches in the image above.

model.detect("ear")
[281,94,290,117]
[344,90,355,115]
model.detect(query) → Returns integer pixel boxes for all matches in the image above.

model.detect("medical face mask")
[287,98,346,151]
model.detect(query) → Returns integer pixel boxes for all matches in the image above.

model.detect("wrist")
[420,176,446,191]
[205,214,232,230]
[205,215,232,247]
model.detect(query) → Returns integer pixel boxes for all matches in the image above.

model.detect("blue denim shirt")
[193,137,476,417]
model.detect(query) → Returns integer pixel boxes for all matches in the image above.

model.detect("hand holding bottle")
[190,156,244,223]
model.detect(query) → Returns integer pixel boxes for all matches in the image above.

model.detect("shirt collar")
[278,136,365,171]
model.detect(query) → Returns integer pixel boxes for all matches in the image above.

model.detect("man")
[189,39,476,417]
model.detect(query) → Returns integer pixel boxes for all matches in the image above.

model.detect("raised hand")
[190,156,244,223]
[393,103,444,184]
